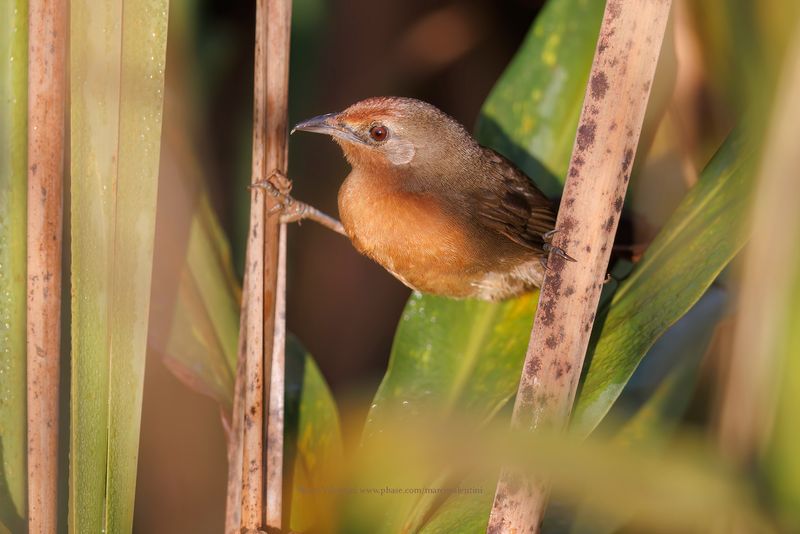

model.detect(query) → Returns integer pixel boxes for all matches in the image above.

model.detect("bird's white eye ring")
[369,124,388,142]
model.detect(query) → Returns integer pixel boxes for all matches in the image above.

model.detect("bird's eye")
[369,124,388,142]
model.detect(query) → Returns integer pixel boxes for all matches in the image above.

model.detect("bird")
[287,96,573,301]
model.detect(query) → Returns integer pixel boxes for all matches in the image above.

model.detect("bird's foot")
[541,229,576,263]
[249,170,293,208]
[249,171,346,236]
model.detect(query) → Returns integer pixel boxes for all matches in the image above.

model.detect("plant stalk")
[239,0,269,524]
[238,0,292,530]
[26,0,67,531]
[487,0,673,531]
[263,0,292,527]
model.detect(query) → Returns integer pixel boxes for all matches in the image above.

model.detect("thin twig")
[237,0,293,530]
[240,0,269,527]
[26,0,67,531]
[266,223,287,527]
[263,0,293,528]
[487,1,672,532]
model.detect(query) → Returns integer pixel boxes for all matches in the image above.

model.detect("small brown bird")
[291,96,571,300]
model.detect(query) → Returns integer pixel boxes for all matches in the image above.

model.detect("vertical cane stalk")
[26,0,66,531]
[238,0,292,530]
[240,0,269,526]
[263,0,292,527]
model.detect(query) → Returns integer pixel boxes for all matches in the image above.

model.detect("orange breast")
[338,170,481,297]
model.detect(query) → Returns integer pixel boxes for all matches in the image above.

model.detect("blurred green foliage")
[0,0,27,531]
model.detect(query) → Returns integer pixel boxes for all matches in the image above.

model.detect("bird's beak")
[291,112,362,144]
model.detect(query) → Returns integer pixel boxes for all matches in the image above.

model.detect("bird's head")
[292,97,477,175]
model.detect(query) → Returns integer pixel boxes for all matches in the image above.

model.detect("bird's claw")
[542,229,560,241]
[249,169,293,196]
[250,170,301,223]
[542,229,576,263]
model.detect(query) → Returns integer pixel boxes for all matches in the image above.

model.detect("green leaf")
[69,0,169,531]
[285,338,343,533]
[365,293,536,435]
[572,134,753,435]
[0,0,27,529]
[608,288,726,445]
[476,0,604,197]
[150,192,240,410]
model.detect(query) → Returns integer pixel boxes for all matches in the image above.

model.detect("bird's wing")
[470,148,557,252]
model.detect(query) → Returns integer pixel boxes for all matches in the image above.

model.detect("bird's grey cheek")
[384,138,416,165]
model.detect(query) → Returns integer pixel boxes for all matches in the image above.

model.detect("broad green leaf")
[572,134,753,434]
[365,293,536,436]
[417,482,492,534]
[0,0,27,529]
[362,27,752,534]
[69,1,169,531]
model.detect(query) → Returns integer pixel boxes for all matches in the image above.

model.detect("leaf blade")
[0,0,28,528]
[69,0,169,531]
[572,134,753,434]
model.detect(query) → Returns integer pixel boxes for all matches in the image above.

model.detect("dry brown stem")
[487,1,673,532]
[236,0,293,530]
[239,0,269,525]
[263,0,293,527]
[26,0,67,532]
